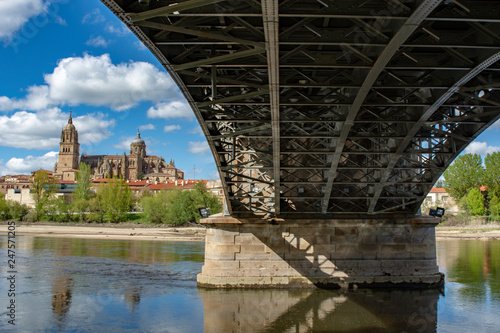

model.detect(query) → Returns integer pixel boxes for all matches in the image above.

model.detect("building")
[423,187,459,214]
[54,114,184,182]
[0,174,30,197]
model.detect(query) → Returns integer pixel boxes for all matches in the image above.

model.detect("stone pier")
[197,216,444,288]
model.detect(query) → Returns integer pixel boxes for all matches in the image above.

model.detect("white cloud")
[139,124,155,131]
[0,109,114,149]
[0,151,58,176]
[85,35,108,48]
[187,141,210,155]
[73,113,116,145]
[0,0,47,40]
[0,85,51,112]
[0,54,180,112]
[134,40,148,51]
[189,126,204,135]
[82,8,105,24]
[464,141,500,155]
[147,101,193,120]
[104,23,130,36]
[45,54,178,110]
[113,136,136,151]
[163,125,181,132]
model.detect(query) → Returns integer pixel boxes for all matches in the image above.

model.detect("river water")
[0,235,499,332]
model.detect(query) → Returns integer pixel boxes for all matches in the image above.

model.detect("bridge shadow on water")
[198,287,439,332]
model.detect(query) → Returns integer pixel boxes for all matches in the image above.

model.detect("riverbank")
[2,222,500,242]
[1,222,206,242]
[436,224,500,240]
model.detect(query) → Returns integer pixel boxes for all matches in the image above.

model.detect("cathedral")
[54,114,184,181]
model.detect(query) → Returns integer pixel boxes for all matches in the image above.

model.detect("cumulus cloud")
[0,54,181,112]
[139,124,155,131]
[0,0,47,40]
[187,141,210,155]
[104,23,130,36]
[164,125,181,132]
[85,35,108,48]
[189,126,204,135]
[113,136,136,151]
[82,8,105,24]
[0,85,52,112]
[147,101,193,120]
[45,54,178,110]
[0,108,114,149]
[0,151,58,176]
[464,141,500,155]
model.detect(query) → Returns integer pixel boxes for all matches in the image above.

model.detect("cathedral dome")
[131,130,145,145]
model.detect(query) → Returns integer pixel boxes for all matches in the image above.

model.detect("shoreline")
[2,223,500,242]
[1,223,206,242]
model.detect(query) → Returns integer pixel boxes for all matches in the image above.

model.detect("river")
[0,235,499,332]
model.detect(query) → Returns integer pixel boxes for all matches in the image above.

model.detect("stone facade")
[54,115,184,181]
[198,216,444,289]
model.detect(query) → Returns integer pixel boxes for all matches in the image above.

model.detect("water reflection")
[438,240,500,300]
[1,235,499,332]
[199,288,438,332]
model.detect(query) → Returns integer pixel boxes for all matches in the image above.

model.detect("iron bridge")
[102,0,500,218]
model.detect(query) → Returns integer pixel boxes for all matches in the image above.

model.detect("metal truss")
[102,0,500,218]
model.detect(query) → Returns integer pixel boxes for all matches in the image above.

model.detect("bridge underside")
[103,0,500,219]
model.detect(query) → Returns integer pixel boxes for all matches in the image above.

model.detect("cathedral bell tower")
[56,112,80,174]
[129,129,146,180]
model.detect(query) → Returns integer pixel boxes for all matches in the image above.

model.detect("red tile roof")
[57,180,76,184]
[430,187,447,193]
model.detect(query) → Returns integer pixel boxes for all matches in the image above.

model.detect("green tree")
[167,189,197,224]
[141,191,168,223]
[466,188,486,216]
[97,177,132,222]
[88,197,105,223]
[8,201,30,221]
[485,152,500,197]
[73,198,90,222]
[190,180,222,219]
[75,162,92,200]
[30,170,57,220]
[0,196,11,220]
[443,154,484,201]
[489,194,500,220]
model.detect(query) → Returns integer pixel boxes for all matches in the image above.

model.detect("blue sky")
[0,1,500,179]
[0,0,215,179]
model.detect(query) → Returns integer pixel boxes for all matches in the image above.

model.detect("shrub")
[466,188,486,216]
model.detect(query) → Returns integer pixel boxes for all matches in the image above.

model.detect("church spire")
[137,129,141,138]
[68,109,73,124]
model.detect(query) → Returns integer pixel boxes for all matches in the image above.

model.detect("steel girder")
[102,0,500,218]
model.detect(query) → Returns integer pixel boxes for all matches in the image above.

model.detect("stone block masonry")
[197,215,444,289]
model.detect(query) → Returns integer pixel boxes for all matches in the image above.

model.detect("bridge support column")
[197,216,444,289]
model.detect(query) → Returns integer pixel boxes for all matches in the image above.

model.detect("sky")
[0,1,500,180]
[0,0,215,179]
